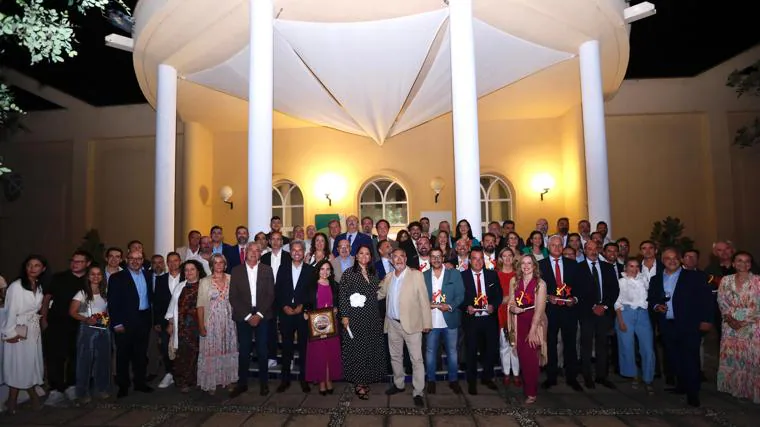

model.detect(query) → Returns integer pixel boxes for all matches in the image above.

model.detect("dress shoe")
[319,390,327,396]
[665,375,676,386]
[567,380,584,392]
[449,382,462,394]
[503,376,511,386]
[467,381,478,395]
[541,379,557,390]
[413,395,424,407]
[117,388,129,399]
[326,387,334,395]
[482,379,498,390]
[229,385,248,398]
[276,381,291,393]
[595,378,616,389]
[134,384,154,393]
[687,395,701,407]
[385,386,405,395]
[300,381,311,393]
[260,385,270,396]
[665,387,685,395]
[426,381,436,394]
[513,376,522,387]
[583,379,595,389]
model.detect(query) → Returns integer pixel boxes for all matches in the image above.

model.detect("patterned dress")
[198,277,238,391]
[175,282,200,389]
[339,267,387,385]
[717,274,760,403]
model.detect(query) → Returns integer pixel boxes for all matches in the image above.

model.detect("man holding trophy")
[461,248,502,395]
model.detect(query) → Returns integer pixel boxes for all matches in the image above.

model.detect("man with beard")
[416,236,433,273]
[481,233,498,270]
[224,226,251,272]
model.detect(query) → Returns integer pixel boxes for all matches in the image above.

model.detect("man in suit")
[261,231,291,369]
[400,221,423,269]
[332,215,373,257]
[423,248,465,394]
[210,225,234,255]
[577,240,620,389]
[361,216,380,260]
[602,242,625,278]
[153,252,182,389]
[274,240,313,393]
[649,247,713,407]
[229,242,276,397]
[540,235,584,391]
[378,248,433,407]
[223,225,250,273]
[108,250,155,398]
[374,239,394,281]
[330,239,354,283]
[461,248,502,395]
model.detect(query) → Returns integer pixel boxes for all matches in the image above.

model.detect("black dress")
[339,267,387,385]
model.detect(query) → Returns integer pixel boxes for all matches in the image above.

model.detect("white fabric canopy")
[187,9,573,144]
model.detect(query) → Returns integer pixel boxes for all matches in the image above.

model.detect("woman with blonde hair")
[507,254,547,404]
[496,247,520,386]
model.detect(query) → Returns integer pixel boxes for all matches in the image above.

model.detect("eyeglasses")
[430,255,443,260]
[128,257,144,262]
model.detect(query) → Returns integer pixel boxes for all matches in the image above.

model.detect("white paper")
[346,325,354,339]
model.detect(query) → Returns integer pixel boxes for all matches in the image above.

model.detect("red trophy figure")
[555,282,573,306]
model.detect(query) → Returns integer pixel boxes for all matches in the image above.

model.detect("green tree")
[726,59,760,148]
[649,216,695,253]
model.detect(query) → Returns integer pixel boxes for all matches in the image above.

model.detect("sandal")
[355,385,369,400]
[524,396,537,405]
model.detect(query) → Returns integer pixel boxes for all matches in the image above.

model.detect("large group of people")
[0,214,758,413]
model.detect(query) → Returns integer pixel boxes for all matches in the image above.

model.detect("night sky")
[5,0,760,111]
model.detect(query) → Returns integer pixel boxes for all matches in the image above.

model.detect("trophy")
[555,283,573,306]
[473,293,489,312]
[516,289,535,311]
[432,289,447,306]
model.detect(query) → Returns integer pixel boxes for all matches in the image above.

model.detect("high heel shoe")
[319,390,327,396]
[326,388,334,395]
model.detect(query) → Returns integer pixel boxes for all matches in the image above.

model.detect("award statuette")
[307,308,338,341]
[473,293,489,312]
[432,289,447,305]
[516,289,535,311]
[555,283,573,305]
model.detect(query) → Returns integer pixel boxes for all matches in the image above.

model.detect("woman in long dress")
[717,251,760,403]
[2,255,47,413]
[197,254,238,394]
[166,260,206,393]
[339,245,386,400]
[304,260,343,394]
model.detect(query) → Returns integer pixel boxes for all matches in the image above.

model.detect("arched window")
[480,174,514,232]
[272,181,304,235]
[359,177,408,226]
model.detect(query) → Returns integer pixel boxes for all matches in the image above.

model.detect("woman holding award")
[497,247,520,386]
[69,265,111,403]
[304,260,343,395]
[508,254,547,404]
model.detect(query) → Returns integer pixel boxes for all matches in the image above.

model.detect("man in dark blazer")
[229,242,276,397]
[461,248,502,395]
[539,235,583,391]
[108,249,155,397]
[577,240,620,389]
[649,247,713,407]
[152,252,182,388]
[274,240,313,393]
[401,221,423,269]
[602,242,625,279]
[261,231,292,368]
[374,239,394,281]
[332,215,373,257]
[223,225,250,273]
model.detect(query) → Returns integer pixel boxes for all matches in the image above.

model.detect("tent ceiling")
[186,9,573,144]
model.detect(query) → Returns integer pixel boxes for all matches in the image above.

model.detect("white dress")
[1,280,44,389]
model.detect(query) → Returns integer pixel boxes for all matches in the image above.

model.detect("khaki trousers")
[387,318,425,396]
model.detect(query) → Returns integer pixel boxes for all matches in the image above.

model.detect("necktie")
[591,261,601,302]
[476,272,482,297]
[348,234,353,246]
[240,247,245,264]
[554,258,562,286]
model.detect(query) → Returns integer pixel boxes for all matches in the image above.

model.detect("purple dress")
[305,283,343,382]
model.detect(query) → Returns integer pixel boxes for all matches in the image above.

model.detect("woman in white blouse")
[614,258,655,394]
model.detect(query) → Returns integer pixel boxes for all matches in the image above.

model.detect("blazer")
[538,256,581,314]
[648,268,713,333]
[260,250,292,272]
[330,256,354,283]
[229,263,276,322]
[331,232,373,257]
[275,261,314,313]
[461,268,502,323]
[423,267,466,329]
[374,258,394,281]
[107,268,154,330]
[223,244,246,273]
[576,258,620,317]
[400,239,420,269]
[378,267,432,334]
[152,273,177,327]
[304,279,340,312]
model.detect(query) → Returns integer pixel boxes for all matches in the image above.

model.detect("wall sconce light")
[325,193,332,206]
[314,173,347,208]
[430,177,445,204]
[531,173,555,202]
[220,185,234,209]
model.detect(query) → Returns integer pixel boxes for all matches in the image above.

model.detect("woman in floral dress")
[196,254,238,394]
[166,260,206,393]
[717,251,760,403]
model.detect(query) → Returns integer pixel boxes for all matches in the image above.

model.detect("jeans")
[616,306,655,383]
[425,327,458,381]
[75,323,111,398]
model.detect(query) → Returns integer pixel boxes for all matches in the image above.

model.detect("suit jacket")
[374,258,393,281]
[331,232,373,257]
[378,267,432,334]
[275,261,314,314]
[461,269,502,323]
[576,258,619,317]
[423,267,466,329]
[223,244,246,273]
[330,256,354,283]
[538,256,581,314]
[260,250,292,278]
[107,268,154,330]
[648,268,713,333]
[400,239,420,269]
[152,273,177,327]
[229,263,276,322]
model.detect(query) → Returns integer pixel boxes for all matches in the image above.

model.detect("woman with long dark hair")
[307,232,332,266]
[304,260,343,394]
[454,219,480,248]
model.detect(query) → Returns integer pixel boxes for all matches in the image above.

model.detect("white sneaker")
[158,373,174,389]
[268,359,278,368]
[44,390,66,406]
[64,385,77,401]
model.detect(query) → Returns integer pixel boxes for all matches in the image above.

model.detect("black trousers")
[661,319,701,399]
[267,317,279,362]
[580,314,614,380]
[236,319,269,387]
[279,314,308,379]
[159,327,173,375]
[546,308,579,382]
[44,320,78,392]
[114,310,151,389]
[464,316,499,382]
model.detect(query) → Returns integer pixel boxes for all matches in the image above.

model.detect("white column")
[154,63,177,257]
[248,0,274,233]
[579,40,612,236]
[449,0,482,240]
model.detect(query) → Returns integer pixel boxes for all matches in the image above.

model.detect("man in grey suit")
[423,248,465,394]
[229,242,275,397]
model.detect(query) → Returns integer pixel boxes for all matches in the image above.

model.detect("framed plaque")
[307,308,337,341]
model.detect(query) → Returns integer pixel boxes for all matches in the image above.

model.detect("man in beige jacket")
[378,248,432,407]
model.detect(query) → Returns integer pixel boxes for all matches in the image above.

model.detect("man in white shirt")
[154,252,182,389]
[416,236,432,273]
[175,230,201,261]
[481,233,498,270]
[261,231,291,369]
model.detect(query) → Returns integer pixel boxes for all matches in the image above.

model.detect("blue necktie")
[348,234,353,245]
